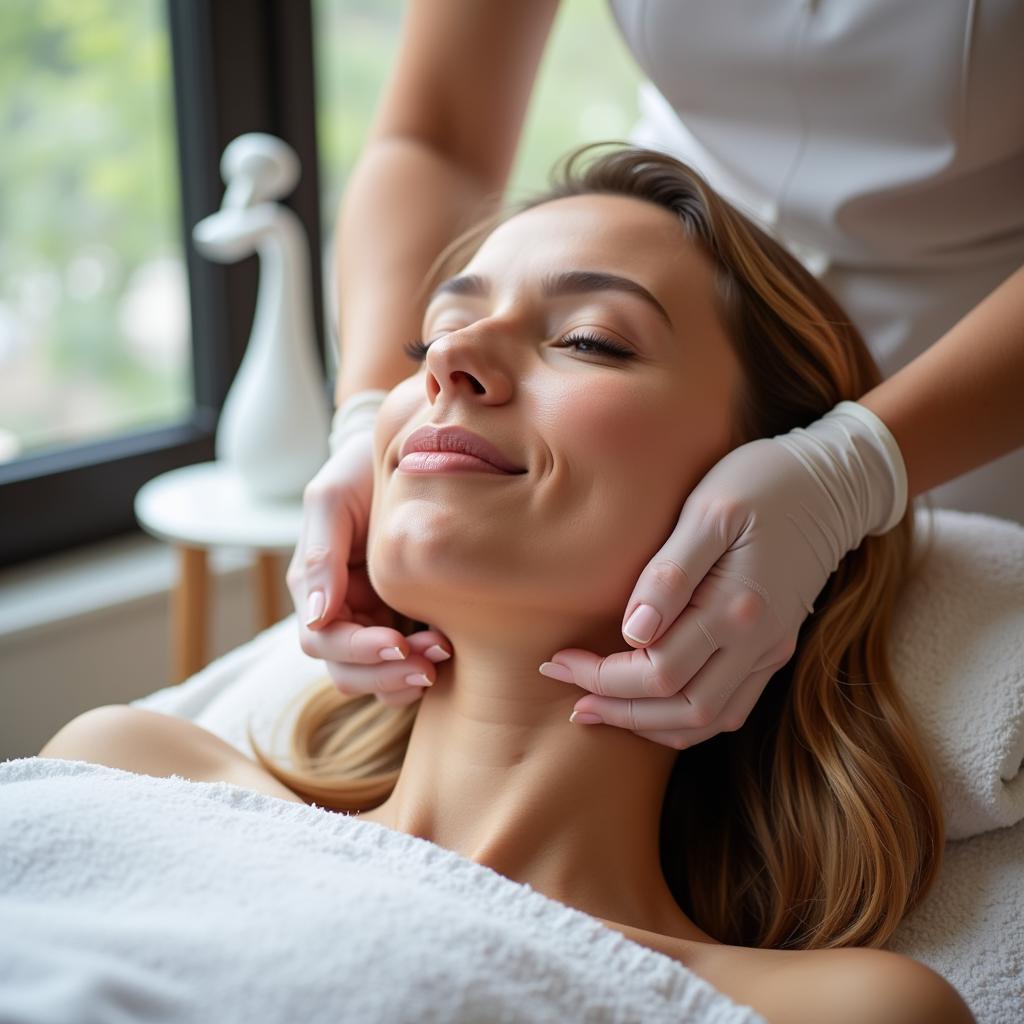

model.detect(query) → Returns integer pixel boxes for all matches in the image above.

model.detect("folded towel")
[132,508,1024,842]
[0,757,765,1024]
[889,509,1024,839]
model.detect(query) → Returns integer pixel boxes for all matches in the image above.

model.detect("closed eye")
[555,329,634,359]
[402,329,635,362]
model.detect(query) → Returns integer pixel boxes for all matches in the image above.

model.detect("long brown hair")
[249,143,943,950]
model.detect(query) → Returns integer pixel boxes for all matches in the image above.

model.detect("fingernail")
[570,711,603,726]
[623,603,661,645]
[538,661,574,683]
[305,590,326,626]
[379,647,407,661]
[424,644,451,663]
[405,673,433,687]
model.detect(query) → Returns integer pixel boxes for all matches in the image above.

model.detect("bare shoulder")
[747,946,976,1024]
[39,704,306,805]
[591,915,973,1024]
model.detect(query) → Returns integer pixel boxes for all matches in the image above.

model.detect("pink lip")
[398,451,512,475]
[398,424,525,474]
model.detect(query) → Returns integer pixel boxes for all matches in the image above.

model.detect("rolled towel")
[890,508,1024,839]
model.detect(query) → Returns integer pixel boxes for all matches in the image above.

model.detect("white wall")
[0,532,291,761]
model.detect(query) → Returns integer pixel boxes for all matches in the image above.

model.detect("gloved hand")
[539,400,908,748]
[288,390,452,707]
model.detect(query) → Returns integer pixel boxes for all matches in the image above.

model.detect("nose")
[422,325,515,405]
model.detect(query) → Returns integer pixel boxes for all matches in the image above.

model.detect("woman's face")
[367,192,741,644]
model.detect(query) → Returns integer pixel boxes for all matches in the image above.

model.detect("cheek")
[547,377,713,503]
[500,387,668,617]
[543,375,732,562]
[368,381,423,575]
[373,381,423,470]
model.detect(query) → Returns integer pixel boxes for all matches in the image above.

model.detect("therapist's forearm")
[858,262,1024,499]
[332,136,503,409]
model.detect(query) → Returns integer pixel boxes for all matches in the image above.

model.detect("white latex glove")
[288,390,452,707]
[540,400,909,749]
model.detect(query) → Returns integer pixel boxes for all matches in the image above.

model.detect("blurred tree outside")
[0,0,189,465]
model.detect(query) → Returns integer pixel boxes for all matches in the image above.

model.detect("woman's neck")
[356,625,718,943]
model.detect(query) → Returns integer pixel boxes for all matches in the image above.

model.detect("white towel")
[888,509,1024,839]
[885,819,1024,1024]
[0,757,766,1024]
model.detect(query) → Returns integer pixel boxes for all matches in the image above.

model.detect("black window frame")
[0,0,326,569]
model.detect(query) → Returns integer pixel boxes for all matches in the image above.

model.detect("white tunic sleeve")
[608,0,1024,524]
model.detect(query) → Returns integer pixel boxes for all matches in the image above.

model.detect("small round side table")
[134,461,304,683]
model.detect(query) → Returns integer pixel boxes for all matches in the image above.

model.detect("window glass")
[0,0,192,465]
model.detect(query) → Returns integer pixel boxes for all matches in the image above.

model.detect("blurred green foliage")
[312,0,645,235]
[0,0,187,455]
[0,0,177,271]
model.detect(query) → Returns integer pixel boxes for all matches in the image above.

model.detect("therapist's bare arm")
[333,0,561,408]
[859,262,1024,499]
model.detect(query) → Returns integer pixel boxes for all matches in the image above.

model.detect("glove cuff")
[774,400,909,560]
[828,401,908,535]
[328,389,389,456]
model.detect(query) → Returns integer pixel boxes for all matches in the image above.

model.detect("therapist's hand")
[539,402,906,749]
[287,428,453,707]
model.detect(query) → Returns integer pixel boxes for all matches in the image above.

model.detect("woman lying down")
[39,143,973,1024]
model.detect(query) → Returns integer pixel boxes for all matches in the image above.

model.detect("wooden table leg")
[254,551,281,630]
[173,545,209,683]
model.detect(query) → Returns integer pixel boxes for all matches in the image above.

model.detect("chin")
[367,543,456,628]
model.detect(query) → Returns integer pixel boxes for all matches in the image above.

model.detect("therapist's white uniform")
[608,0,1024,525]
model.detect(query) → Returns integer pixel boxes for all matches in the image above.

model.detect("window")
[0,1,191,463]
[0,1,326,568]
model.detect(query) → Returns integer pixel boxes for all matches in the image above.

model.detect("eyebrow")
[426,269,673,329]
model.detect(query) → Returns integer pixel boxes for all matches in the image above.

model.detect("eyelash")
[401,329,634,362]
